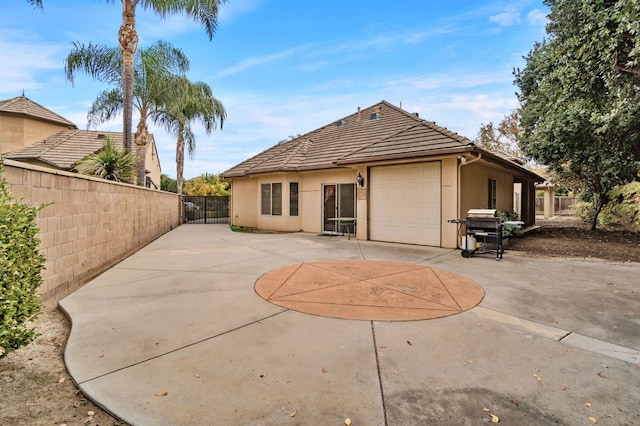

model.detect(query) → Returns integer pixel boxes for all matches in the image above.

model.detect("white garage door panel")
[370,162,441,246]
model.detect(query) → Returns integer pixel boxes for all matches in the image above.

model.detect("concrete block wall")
[2,159,181,302]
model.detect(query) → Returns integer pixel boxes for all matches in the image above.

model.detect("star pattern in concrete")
[255,260,485,321]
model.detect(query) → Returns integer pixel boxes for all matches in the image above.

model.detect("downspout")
[456,153,481,248]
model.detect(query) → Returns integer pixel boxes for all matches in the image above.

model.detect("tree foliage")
[183,174,229,196]
[66,40,189,186]
[475,111,523,158]
[75,137,135,182]
[153,77,226,195]
[515,0,640,230]
[161,174,178,193]
[114,0,226,166]
[0,163,46,358]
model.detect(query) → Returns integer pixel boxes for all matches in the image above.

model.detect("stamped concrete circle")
[255,260,484,321]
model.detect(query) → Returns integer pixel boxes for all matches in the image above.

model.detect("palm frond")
[87,89,123,129]
[142,0,227,40]
[65,42,122,86]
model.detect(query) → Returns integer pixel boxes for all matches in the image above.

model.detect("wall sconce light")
[356,172,365,187]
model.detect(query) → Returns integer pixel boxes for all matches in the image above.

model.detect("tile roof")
[223,100,476,178]
[0,95,77,128]
[4,130,134,170]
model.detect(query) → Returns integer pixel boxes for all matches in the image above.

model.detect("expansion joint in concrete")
[370,321,389,426]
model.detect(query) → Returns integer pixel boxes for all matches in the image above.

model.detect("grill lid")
[467,209,497,218]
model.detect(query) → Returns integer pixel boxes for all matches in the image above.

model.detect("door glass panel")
[323,185,336,232]
[338,183,355,218]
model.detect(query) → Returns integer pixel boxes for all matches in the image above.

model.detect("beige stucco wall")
[229,169,359,233]
[2,159,181,302]
[459,160,515,216]
[0,115,73,155]
[229,177,259,228]
[227,157,462,249]
[145,141,162,189]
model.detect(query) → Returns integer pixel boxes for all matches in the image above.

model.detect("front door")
[322,183,356,233]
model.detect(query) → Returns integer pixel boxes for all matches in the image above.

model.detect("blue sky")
[1,0,548,180]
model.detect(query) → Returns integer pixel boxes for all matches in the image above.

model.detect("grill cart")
[448,209,523,261]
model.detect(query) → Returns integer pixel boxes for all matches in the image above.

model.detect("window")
[261,183,282,215]
[488,178,497,209]
[290,182,299,216]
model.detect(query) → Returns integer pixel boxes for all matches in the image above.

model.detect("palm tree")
[66,40,190,185]
[75,137,135,182]
[155,77,226,194]
[117,0,226,159]
[29,0,225,168]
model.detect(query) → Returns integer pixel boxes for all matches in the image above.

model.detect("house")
[1,95,161,189]
[222,100,543,249]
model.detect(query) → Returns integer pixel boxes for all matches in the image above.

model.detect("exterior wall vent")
[369,112,381,120]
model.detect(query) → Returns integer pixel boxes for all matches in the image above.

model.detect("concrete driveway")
[60,224,640,425]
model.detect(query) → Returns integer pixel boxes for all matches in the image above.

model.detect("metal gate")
[183,196,230,224]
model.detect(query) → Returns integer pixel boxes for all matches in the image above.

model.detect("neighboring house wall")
[2,159,181,302]
[145,141,162,189]
[0,115,72,155]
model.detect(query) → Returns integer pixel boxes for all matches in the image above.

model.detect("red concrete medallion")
[255,260,484,321]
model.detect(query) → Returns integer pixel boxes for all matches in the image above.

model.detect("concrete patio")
[60,224,640,425]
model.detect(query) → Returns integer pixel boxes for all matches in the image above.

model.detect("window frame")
[488,178,497,209]
[261,182,283,216]
[289,182,299,217]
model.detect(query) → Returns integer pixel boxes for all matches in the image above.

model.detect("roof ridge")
[37,129,79,156]
[0,95,77,128]
[382,100,474,145]
[335,121,421,163]
[280,138,313,169]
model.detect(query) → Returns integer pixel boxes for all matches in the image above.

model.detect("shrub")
[0,164,46,358]
[572,183,640,231]
[572,201,595,223]
[601,182,640,231]
[497,210,520,238]
[75,137,134,183]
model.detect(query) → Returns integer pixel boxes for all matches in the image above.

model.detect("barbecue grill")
[448,209,523,261]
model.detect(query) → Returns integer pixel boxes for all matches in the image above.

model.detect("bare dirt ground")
[1,217,638,426]
[509,216,640,263]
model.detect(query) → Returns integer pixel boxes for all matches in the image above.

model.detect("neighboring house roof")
[4,130,154,171]
[223,100,543,181]
[0,95,77,129]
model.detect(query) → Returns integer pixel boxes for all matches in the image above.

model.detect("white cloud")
[526,9,548,26]
[0,32,64,95]
[218,0,264,24]
[217,46,308,77]
[489,6,522,27]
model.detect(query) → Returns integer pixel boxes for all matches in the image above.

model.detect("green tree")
[75,137,135,182]
[0,163,46,358]
[515,0,640,230]
[161,174,178,193]
[66,40,189,186]
[183,174,229,196]
[155,77,226,195]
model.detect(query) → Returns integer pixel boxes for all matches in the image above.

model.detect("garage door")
[369,162,441,246]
